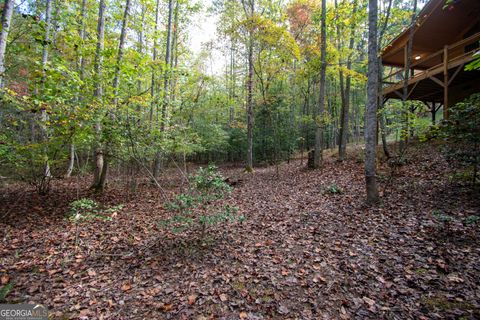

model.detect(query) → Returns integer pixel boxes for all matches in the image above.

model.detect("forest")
[0,0,479,317]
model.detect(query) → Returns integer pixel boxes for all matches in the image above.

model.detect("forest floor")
[1,141,479,319]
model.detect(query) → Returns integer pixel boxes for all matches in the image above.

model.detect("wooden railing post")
[443,45,449,119]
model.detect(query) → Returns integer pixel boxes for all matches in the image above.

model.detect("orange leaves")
[121,283,132,292]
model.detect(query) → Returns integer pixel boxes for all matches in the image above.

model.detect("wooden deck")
[382,32,480,118]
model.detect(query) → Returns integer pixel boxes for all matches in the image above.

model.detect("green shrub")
[0,282,13,302]
[440,94,480,186]
[325,183,343,194]
[160,165,243,239]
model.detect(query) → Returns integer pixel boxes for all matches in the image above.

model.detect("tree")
[66,0,89,178]
[0,0,14,89]
[112,0,132,105]
[400,0,417,148]
[91,0,106,191]
[242,0,255,172]
[337,0,358,161]
[365,0,379,204]
[39,0,53,180]
[313,0,326,168]
[152,0,175,180]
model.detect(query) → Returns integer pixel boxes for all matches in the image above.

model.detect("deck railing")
[382,32,480,94]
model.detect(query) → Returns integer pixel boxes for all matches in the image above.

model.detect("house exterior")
[381,0,480,121]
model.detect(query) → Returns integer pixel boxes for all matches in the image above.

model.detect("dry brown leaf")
[162,304,173,312]
[188,294,197,305]
[121,283,132,292]
[363,296,375,306]
[1,275,9,285]
[219,293,228,302]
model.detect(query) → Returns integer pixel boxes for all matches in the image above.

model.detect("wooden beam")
[443,45,448,119]
[431,101,436,125]
[406,81,420,99]
[382,52,474,95]
[430,75,444,88]
[448,64,464,86]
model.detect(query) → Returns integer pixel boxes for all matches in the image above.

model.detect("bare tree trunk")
[161,0,174,128]
[170,0,179,103]
[313,0,326,168]
[378,59,391,159]
[153,0,174,180]
[377,0,393,159]
[40,0,53,179]
[92,0,106,191]
[338,0,358,161]
[149,0,160,123]
[66,144,75,177]
[242,0,254,171]
[66,0,88,178]
[365,0,379,204]
[0,0,14,89]
[137,4,145,95]
[112,0,131,105]
[93,0,131,190]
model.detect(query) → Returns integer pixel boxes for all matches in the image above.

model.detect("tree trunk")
[149,0,160,123]
[92,0,106,191]
[377,0,393,158]
[40,0,53,179]
[313,0,327,168]
[365,0,379,204]
[161,0,174,129]
[0,0,14,89]
[66,143,75,177]
[378,59,391,159]
[243,0,254,171]
[112,0,131,105]
[170,0,179,103]
[338,0,358,161]
[137,4,145,95]
[400,0,417,150]
[67,0,88,178]
[152,0,174,180]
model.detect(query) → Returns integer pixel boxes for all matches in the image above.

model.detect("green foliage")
[325,183,343,194]
[432,209,479,230]
[0,282,13,302]
[464,215,480,226]
[67,198,123,224]
[465,51,480,71]
[160,165,242,238]
[440,94,480,185]
[432,210,454,223]
[191,165,232,198]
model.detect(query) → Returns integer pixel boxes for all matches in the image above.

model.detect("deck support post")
[443,45,449,119]
[431,100,436,124]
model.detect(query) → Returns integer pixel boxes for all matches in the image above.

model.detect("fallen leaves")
[121,283,132,292]
[362,296,375,306]
[0,275,9,285]
[219,293,228,302]
[0,143,478,319]
[187,294,198,305]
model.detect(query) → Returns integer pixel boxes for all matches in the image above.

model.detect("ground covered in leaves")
[1,142,479,319]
